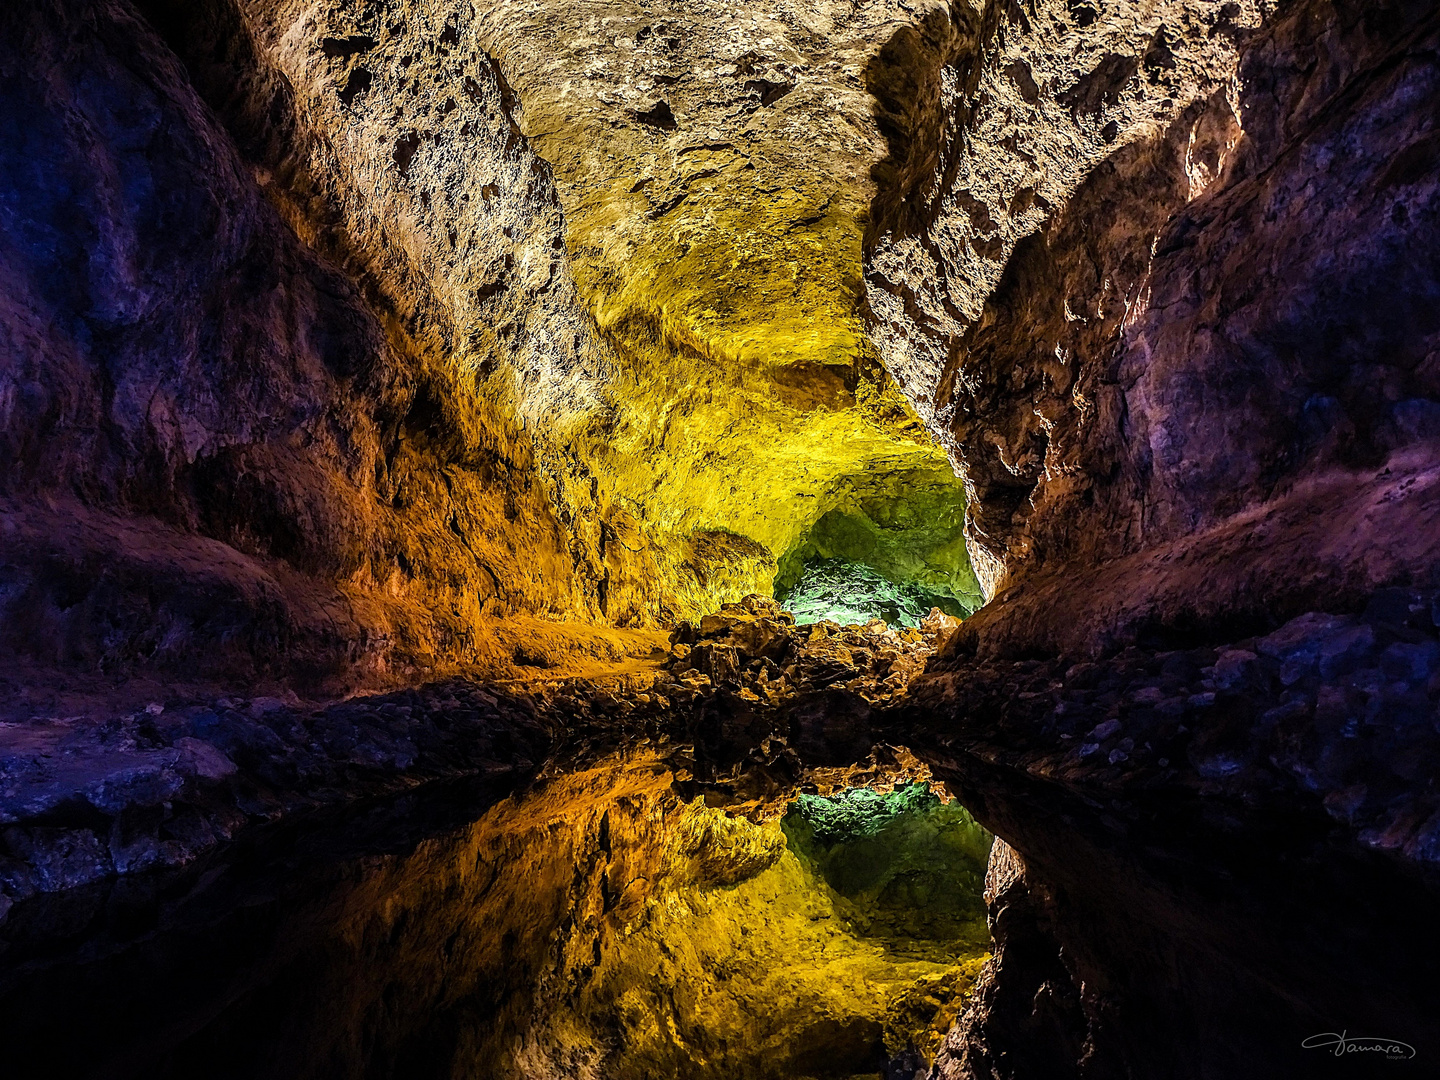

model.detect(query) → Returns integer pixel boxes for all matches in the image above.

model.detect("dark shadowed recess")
[929,750,1440,1079]
[0,771,531,1080]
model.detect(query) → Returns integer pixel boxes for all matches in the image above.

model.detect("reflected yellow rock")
[332,754,988,1077]
[500,758,989,1078]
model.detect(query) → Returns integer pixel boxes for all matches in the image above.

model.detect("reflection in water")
[0,755,991,1079]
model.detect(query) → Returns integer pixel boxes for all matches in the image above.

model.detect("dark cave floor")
[2,589,1440,1077]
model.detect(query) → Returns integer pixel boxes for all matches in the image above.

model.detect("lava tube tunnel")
[1,1,1439,1078]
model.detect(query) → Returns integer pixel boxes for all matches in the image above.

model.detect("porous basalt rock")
[775,467,984,616]
[178,0,980,628]
[139,0,667,623]
[853,8,1440,1065]
[867,0,1440,652]
[3,1,1440,1076]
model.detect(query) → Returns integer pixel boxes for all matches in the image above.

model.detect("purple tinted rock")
[1212,650,1259,689]
[84,764,184,814]
[1381,641,1440,682]
[5,827,113,892]
[1318,625,1378,679]
[174,737,238,781]
[1091,719,1122,740]
[1256,612,1353,665]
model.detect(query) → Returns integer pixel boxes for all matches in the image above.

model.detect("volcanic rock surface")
[1,0,615,688]
[3,0,1440,1079]
[0,0,980,694]
[866,0,1440,652]
[473,0,976,596]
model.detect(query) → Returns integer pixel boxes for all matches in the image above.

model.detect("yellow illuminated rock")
[468,0,976,620]
[0,0,982,688]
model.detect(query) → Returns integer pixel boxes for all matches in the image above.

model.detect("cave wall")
[2,0,678,692]
[0,0,421,683]
[853,3,1440,1075]
[0,0,997,692]
[469,0,977,606]
[866,0,1440,656]
[139,0,677,628]
[162,0,987,630]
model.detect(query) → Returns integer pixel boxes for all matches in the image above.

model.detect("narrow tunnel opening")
[772,468,983,628]
[777,558,971,628]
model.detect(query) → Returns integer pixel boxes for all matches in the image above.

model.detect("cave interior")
[1,1,1439,1078]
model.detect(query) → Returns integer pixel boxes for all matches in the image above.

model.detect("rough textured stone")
[0,0,973,698]
[472,2,972,596]
[906,591,1440,1078]
[867,0,1440,655]
[0,0,627,688]
[2,1,1440,1076]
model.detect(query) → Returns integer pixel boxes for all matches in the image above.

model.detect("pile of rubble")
[905,586,1440,861]
[655,595,960,707]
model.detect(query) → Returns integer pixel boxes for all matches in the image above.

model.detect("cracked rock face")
[199,0,980,625]
[0,0,988,689]
[866,0,1274,412]
[866,0,1440,652]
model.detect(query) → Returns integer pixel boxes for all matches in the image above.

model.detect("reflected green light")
[781,782,994,949]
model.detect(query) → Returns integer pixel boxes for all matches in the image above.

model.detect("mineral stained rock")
[866,0,1440,653]
[0,0,987,689]
[776,468,984,616]
[780,558,971,628]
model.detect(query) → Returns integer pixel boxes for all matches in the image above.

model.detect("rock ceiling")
[243,0,978,624]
